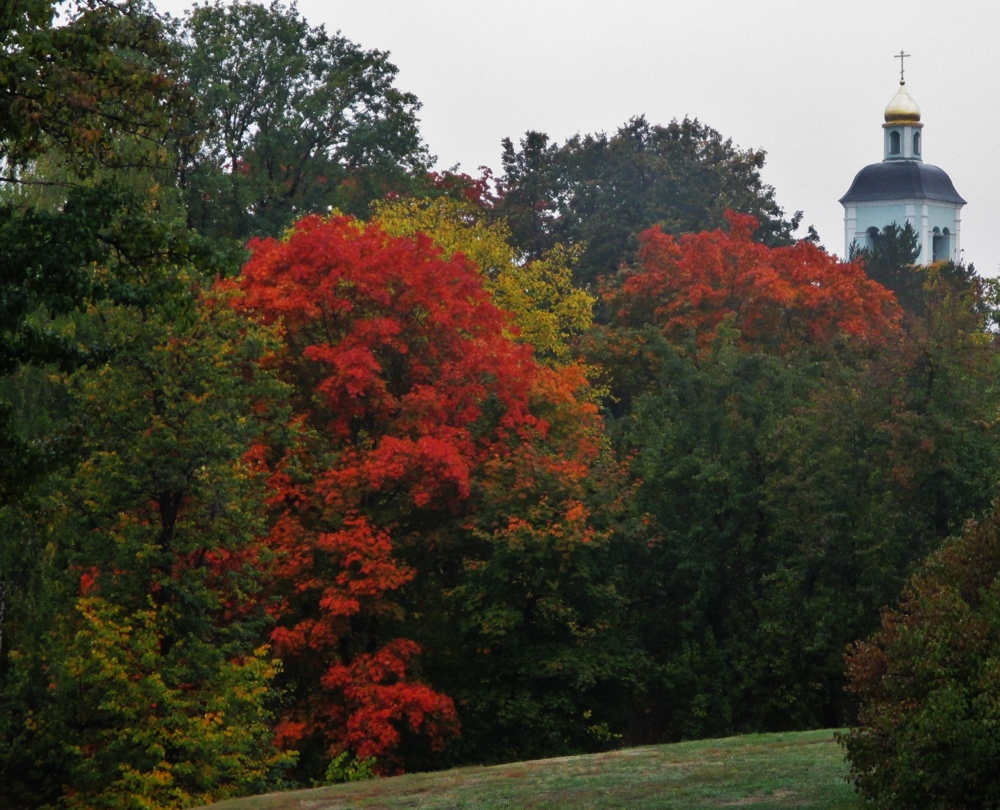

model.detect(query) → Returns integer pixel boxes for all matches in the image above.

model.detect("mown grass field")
[205,729,859,810]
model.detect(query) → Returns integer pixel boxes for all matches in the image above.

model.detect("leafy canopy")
[373,195,594,362]
[585,218,1000,742]
[0,0,191,175]
[496,118,804,287]
[0,0,211,503]
[230,212,633,773]
[177,0,430,242]
[0,298,294,809]
[610,212,900,355]
[843,500,1000,810]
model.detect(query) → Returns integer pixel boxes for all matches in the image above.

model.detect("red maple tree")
[228,213,583,770]
[611,212,901,354]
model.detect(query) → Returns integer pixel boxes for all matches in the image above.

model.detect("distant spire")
[895,50,911,85]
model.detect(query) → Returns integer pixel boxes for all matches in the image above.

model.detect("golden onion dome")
[884,83,921,124]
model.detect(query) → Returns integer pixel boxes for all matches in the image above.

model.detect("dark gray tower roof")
[839,161,966,205]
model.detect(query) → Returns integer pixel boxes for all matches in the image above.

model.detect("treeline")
[2,2,999,808]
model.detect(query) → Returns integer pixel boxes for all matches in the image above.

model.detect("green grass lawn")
[205,729,859,810]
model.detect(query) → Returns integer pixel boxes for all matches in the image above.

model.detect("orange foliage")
[612,211,901,353]
[229,214,599,769]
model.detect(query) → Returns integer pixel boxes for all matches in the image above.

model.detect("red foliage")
[228,214,573,767]
[236,214,541,506]
[426,167,498,209]
[78,567,100,596]
[612,211,901,354]
[267,515,413,657]
[321,639,457,763]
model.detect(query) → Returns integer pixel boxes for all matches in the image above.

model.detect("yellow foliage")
[56,598,294,810]
[373,197,594,362]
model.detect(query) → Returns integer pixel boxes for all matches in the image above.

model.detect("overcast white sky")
[154,0,1000,273]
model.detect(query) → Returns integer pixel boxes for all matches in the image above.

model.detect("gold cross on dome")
[895,50,911,84]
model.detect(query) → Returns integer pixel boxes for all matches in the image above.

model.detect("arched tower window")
[932,227,952,262]
[913,131,921,155]
[890,131,901,154]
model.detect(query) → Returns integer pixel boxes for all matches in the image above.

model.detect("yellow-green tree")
[0,297,293,809]
[373,196,594,363]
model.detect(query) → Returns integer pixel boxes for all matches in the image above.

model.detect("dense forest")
[3,2,1000,809]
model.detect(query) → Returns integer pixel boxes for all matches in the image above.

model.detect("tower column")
[844,206,857,258]
[921,204,931,263]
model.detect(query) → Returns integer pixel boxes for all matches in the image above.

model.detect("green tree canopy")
[0,0,205,503]
[583,222,1000,742]
[495,117,802,287]
[0,0,191,176]
[176,0,430,242]
[843,500,1000,809]
[0,298,293,809]
[849,222,923,312]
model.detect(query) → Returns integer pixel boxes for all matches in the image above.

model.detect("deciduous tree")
[610,212,899,355]
[496,118,803,287]
[231,213,635,773]
[177,0,429,243]
[0,0,213,503]
[842,501,1000,810]
[0,298,292,809]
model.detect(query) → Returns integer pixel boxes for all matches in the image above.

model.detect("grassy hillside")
[205,729,859,810]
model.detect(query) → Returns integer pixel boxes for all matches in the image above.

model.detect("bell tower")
[840,53,965,264]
